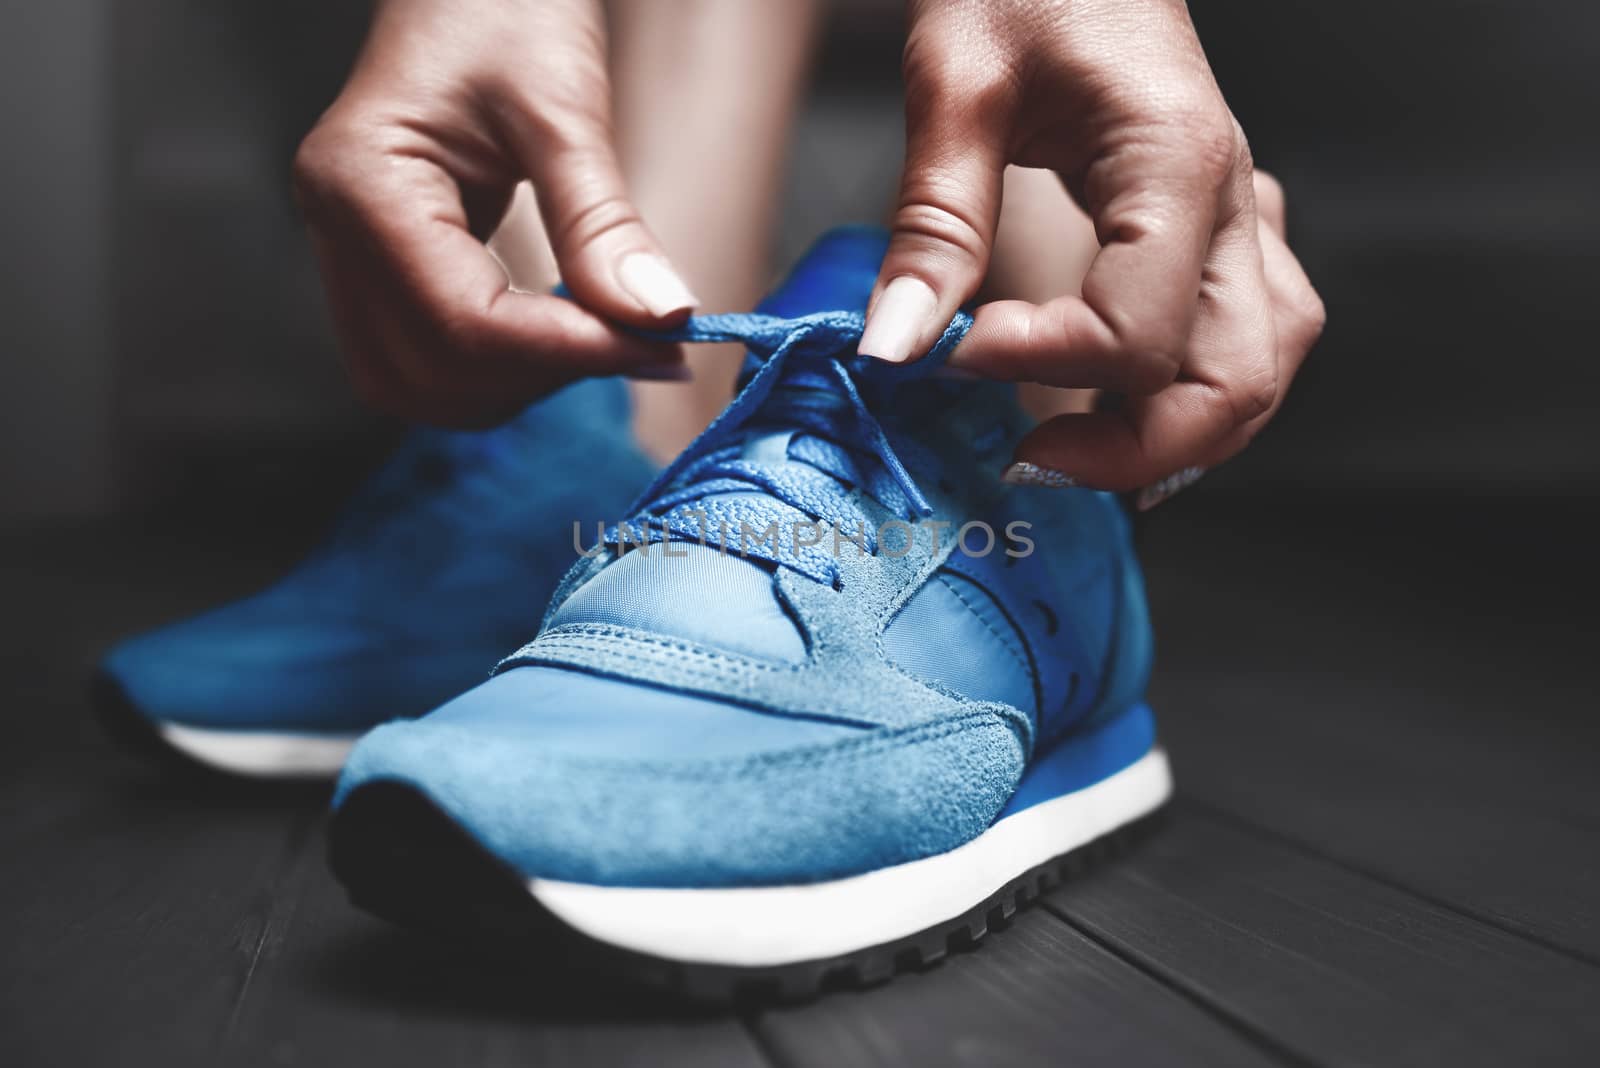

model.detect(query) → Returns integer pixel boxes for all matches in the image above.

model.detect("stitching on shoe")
[441,710,1018,781]
[515,620,1034,745]
[524,624,798,674]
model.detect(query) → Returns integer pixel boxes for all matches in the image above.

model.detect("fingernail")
[628,361,694,382]
[1001,461,1077,489]
[617,252,699,318]
[858,276,937,363]
[1136,466,1205,511]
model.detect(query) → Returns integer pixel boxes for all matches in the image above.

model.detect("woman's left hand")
[861,0,1325,501]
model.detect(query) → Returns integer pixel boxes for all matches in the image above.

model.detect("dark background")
[2,0,1597,526]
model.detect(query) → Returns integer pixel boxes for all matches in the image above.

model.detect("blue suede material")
[403,665,862,759]
[100,377,656,732]
[336,663,1023,887]
[335,227,1157,889]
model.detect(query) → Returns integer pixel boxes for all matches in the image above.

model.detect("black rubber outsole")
[329,780,1167,1005]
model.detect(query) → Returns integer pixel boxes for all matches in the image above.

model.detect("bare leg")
[488,182,558,294]
[610,0,821,461]
[983,166,1101,421]
[487,2,818,461]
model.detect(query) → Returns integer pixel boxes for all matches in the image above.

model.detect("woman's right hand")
[293,0,696,427]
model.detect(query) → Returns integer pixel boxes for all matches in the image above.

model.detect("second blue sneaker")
[328,229,1170,997]
[95,377,656,779]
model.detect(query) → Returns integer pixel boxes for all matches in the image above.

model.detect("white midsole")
[530,747,1171,968]
[155,721,358,779]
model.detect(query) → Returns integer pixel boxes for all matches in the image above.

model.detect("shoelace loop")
[606,310,972,584]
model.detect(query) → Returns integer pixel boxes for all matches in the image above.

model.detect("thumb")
[496,88,698,329]
[861,83,1008,363]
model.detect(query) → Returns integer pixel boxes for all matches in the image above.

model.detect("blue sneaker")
[328,228,1170,997]
[95,377,657,779]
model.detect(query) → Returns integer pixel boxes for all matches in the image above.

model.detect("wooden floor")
[3,491,1597,1067]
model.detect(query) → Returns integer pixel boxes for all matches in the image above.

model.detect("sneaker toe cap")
[98,602,494,732]
[333,665,1026,888]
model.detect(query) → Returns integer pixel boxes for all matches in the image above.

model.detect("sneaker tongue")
[546,543,806,662]
[542,230,900,656]
[734,229,908,509]
[756,228,888,318]
[740,430,794,465]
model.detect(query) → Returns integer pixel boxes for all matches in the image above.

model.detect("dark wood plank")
[752,896,1285,1068]
[1140,493,1600,960]
[1047,808,1600,1067]
[1161,669,1600,960]
[0,771,322,1068]
[0,524,332,1067]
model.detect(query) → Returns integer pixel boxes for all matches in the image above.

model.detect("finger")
[861,67,1010,364]
[1005,196,1278,492]
[951,296,1190,394]
[1186,189,1321,463]
[1258,210,1324,371]
[494,82,699,327]
[338,242,687,428]
[1003,385,1234,495]
[1222,210,1324,445]
[344,248,689,429]
[297,146,684,423]
[958,123,1240,394]
[1121,215,1323,493]
[307,151,685,378]
[1253,168,1286,238]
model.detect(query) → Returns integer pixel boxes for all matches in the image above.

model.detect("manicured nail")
[1001,461,1077,489]
[1136,466,1205,511]
[859,276,938,363]
[628,361,694,382]
[617,252,699,318]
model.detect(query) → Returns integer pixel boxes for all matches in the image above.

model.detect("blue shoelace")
[608,310,973,586]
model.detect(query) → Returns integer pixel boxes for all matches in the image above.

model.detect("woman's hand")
[863,0,1324,497]
[293,0,696,427]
